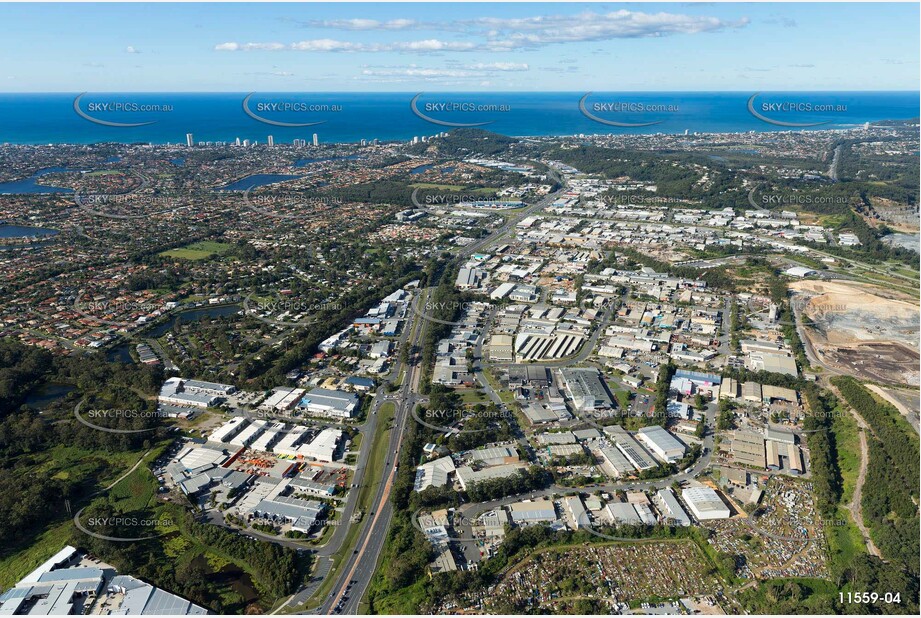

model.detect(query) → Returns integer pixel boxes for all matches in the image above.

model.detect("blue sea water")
[0,92,916,145]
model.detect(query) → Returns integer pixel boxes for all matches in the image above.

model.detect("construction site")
[790,280,920,386]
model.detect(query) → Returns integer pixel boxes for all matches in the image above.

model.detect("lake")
[0,167,74,194]
[219,174,301,191]
[0,224,59,238]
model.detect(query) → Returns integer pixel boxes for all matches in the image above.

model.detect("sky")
[0,2,918,91]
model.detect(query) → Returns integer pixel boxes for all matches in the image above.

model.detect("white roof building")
[682,486,731,521]
[637,426,687,463]
[414,456,456,492]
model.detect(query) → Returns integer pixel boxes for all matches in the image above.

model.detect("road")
[320,173,573,613]
[790,293,885,558]
[828,145,843,181]
[265,290,427,614]
[319,290,429,615]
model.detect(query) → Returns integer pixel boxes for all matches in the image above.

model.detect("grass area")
[739,577,842,613]
[459,388,488,404]
[160,240,232,260]
[831,411,860,503]
[0,521,74,589]
[482,366,515,404]
[1,444,168,589]
[825,507,867,575]
[84,170,122,176]
[367,577,429,614]
[357,402,395,515]
[40,444,145,486]
[613,388,632,411]
[107,464,159,511]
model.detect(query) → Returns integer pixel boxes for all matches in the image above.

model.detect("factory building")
[559,368,614,412]
[655,488,691,527]
[636,426,687,463]
[682,486,731,521]
[455,463,526,490]
[414,456,456,492]
[597,445,636,478]
[508,499,557,525]
[248,496,326,533]
[605,425,657,470]
[298,388,359,419]
[207,416,249,443]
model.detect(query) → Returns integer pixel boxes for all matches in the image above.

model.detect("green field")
[831,411,860,503]
[0,521,73,589]
[161,241,232,260]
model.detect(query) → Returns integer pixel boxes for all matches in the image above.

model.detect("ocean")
[0,91,917,145]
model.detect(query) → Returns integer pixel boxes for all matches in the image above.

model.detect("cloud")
[764,16,797,28]
[125,46,140,54]
[464,62,529,71]
[303,18,421,31]
[216,39,476,53]
[217,9,749,54]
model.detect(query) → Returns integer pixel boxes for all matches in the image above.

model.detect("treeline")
[412,128,519,158]
[237,269,421,389]
[832,376,920,574]
[765,274,809,370]
[465,465,553,503]
[799,208,920,268]
[743,379,919,614]
[0,338,167,541]
[652,362,676,421]
[547,144,746,207]
[422,395,514,453]
[418,275,467,394]
[75,509,306,613]
[800,385,843,515]
[616,246,737,291]
[0,339,54,414]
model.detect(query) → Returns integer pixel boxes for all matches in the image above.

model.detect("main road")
[323,170,571,614]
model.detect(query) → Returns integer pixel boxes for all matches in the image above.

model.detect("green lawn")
[161,241,232,260]
[459,388,488,404]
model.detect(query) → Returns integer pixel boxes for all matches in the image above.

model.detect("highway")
[317,289,429,616]
[317,172,571,614]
